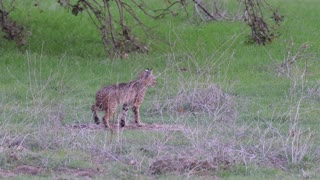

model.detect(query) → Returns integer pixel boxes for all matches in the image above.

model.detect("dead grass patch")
[148,83,237,122]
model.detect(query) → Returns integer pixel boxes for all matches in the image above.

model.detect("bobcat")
[92,69,156,129]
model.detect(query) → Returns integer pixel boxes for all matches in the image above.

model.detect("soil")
[68,122,186,132]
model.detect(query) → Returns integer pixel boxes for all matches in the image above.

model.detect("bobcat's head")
[139,68,156,87]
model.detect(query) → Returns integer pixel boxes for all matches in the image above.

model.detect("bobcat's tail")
[91,104,100,124]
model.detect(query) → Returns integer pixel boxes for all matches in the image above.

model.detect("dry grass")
[1,38,320,178]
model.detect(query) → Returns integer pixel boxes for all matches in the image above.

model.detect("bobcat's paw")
[137,122,145,127]
[120,120,126,127]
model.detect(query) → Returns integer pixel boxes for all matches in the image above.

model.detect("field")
[1,0,320,179]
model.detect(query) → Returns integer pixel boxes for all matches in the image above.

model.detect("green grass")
[1,0,320,179]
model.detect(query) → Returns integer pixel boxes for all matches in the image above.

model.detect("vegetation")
[1,0,320,179]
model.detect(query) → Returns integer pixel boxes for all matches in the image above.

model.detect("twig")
[193,0,216,20]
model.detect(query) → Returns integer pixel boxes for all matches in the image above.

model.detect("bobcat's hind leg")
[120,104,129,127]
[92,105,100,124]
[132,105,144,127]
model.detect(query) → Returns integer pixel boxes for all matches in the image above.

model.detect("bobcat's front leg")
[132,105,144,127]
[103,114,111,129]
[103,105,116,129]
[91,104,100,125]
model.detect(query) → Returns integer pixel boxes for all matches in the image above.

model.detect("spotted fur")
[91,69,156,128]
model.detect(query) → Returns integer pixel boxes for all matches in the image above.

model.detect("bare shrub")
[276,39,313,78]
[253,40,318,168]
[281,61,316,166]
[250,101,316,169]
[168,83,236,122]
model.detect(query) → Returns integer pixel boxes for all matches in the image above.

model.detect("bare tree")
[1,0,283,55]
[0,0,25,46]
[60,0,185,58]
[243,0,283,45]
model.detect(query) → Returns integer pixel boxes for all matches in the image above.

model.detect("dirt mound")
[149,156,232,175]
[0,169,15,178]
[13,165,44,175]
[68,123,186,132]
[0,165,98,178]
[149,157,216,175]
[55,167,98,178]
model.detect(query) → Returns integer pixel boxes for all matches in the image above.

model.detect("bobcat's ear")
[145,68,153,73]
[144,68,152,78]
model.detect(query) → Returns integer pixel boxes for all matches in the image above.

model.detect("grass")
[1,0,320,179]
